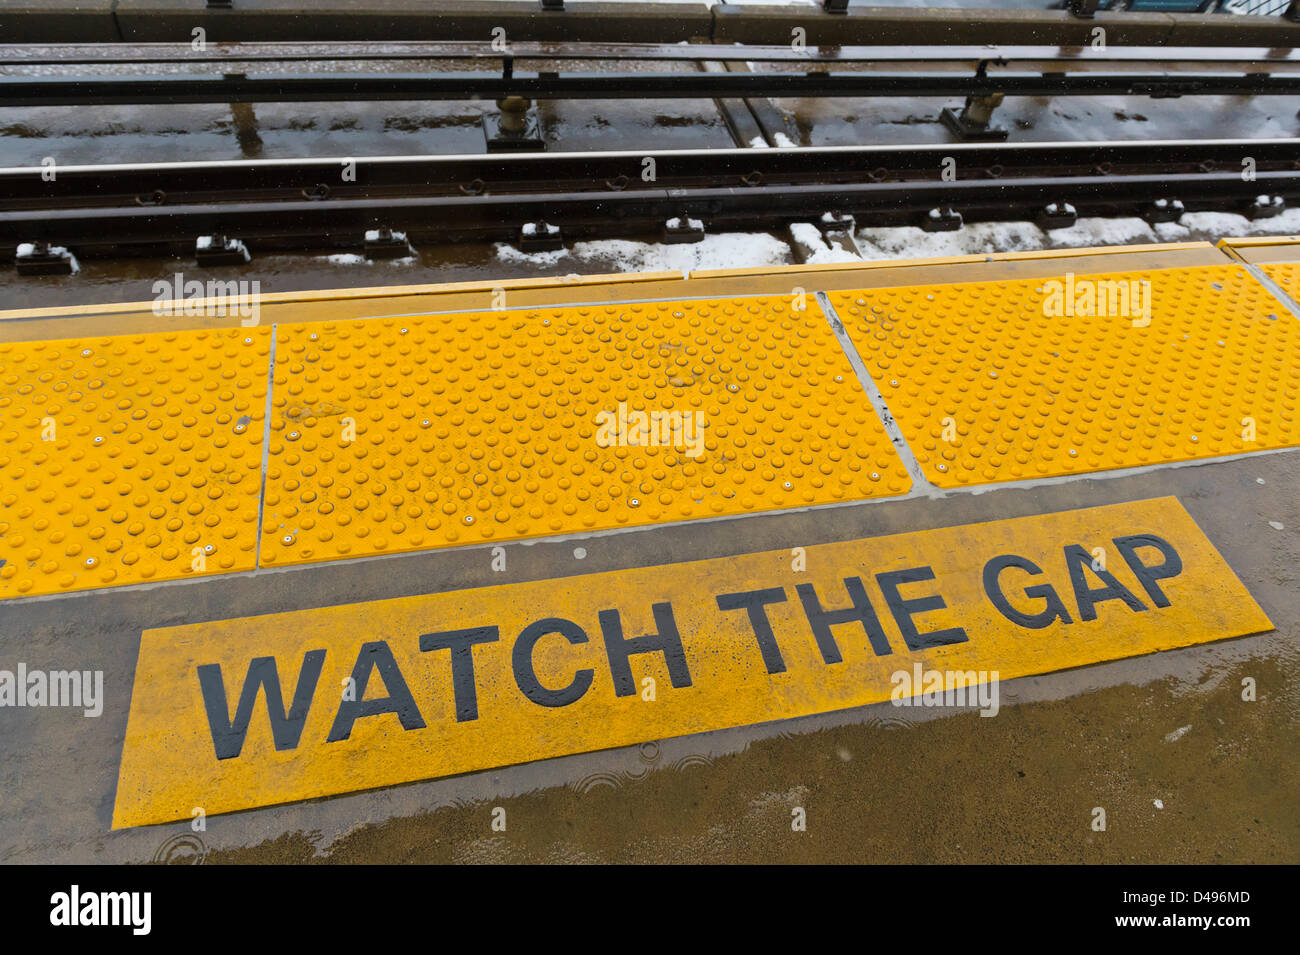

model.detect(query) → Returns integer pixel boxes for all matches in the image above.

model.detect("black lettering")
[876,566,968,650]
[327,641,426,742]
[983,554,1073,629]
[419,626,499,722]
[198,650,325,760]
[512,618,595,708]
[715,587,789,674]
[598,602,692,697]
[1113,534,1183,608]
[795,578,891,660]
[1064,544,1146,622]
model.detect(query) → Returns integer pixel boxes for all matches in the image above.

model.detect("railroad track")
[1,140,1296,258]
[4,42,1300,105]
[2,40,1298,260]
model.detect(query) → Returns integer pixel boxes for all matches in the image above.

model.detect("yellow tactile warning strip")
[256,298,911,566]
[6,249,1300,602]
[828,264,1300,488]
[0,328,272,598]
[113,496,1272,827]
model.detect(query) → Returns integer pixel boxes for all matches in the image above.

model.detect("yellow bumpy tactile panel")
[0,328,272,598]
[1262,262,1300,304]
[828,265,1300,488]
[259,298,911,566]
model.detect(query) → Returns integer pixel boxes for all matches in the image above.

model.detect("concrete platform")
[1,242,1297,862]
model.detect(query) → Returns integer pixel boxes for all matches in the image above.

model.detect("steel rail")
[3,42,1300,69]
[3,140,1296,255]
[5,69,1300,107]
[4,139,1296,196]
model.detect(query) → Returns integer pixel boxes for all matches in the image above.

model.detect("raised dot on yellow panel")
[0,329,271,598]
[828,266,1300,488]
[1262,262,1300,307]
[257,299,911,566]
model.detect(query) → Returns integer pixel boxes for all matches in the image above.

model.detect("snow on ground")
[319,253,417,266]
[856,220,1048,259]
[858,211,1300,261]
[480,210,1300,275]
[787,222,860,264]
[1156,208,1300,241]
[1037,217,1159,249]
[494,231,793,273]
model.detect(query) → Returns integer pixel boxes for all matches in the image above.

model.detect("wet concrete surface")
[227,654,1297,864]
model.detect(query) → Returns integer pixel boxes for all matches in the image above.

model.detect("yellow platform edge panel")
[0,328,272,598]
[828,264,1300,488]
[257,296,912,567]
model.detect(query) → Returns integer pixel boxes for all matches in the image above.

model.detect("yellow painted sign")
[113,497,1271,828]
